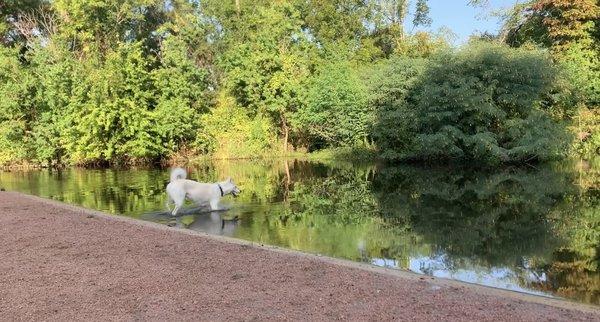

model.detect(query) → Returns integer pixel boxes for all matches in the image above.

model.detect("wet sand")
[0,191,598,321]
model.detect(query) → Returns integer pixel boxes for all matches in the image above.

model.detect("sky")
[409,0,522,45]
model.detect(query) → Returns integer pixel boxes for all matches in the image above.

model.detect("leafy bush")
[0,47,35,165]
[373,43,571,164]
[26,45,80,165]
[295,62,371,149]
[59,42,159,164]
[195,92,278,159]
[0,37,212,167]
[152,36,210,156]
[367,57,427,159]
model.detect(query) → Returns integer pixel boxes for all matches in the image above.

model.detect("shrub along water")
[371,43,571,164]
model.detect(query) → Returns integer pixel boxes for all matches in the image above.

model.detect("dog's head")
[224,177,241,197]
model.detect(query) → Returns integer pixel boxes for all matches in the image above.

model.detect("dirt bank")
[0,191,598,321]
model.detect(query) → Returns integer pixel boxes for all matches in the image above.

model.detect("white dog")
[165,168,240,216]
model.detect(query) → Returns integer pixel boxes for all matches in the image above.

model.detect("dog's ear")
[226,177,232,182]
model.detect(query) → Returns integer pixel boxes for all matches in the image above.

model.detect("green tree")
[0,47,35,164]
[60,42,158,164]
[502,0,600,158]
[152,35,210,155]
[219,2,314,152]
[299,0,370,45]
[28,43,80,165]
[296,62,371,149]
[52,0,164,55]
[367,56,427,159]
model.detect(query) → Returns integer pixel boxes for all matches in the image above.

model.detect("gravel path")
[0,191,598,321]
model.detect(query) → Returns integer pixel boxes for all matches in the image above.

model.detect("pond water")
[1,158,598,305]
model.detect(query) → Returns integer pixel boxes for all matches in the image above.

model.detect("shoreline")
[0,147,377,170]
[1,191,598,320]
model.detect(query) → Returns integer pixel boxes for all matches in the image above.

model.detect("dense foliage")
[502,0,599,157]
[296,61,371,149]
[0,0,596,166]
[372,44,570,164]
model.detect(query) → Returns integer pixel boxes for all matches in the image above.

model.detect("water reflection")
[0,158,598,305]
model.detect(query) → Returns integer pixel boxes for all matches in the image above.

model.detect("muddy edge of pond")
[1,191,598,321]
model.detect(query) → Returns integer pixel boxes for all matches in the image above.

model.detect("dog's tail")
[170,167,187,182]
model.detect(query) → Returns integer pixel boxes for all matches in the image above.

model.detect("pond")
[1,158,598,305]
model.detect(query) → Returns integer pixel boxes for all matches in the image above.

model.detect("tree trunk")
[283,125,289,153]
[281,114,289,154]
[283,159,291,202]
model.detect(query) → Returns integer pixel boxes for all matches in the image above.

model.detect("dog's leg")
[170,192,185,216]
[209,199,221,211]
[171,204,181,216]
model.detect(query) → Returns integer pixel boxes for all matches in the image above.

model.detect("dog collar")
[217,183,224,197]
